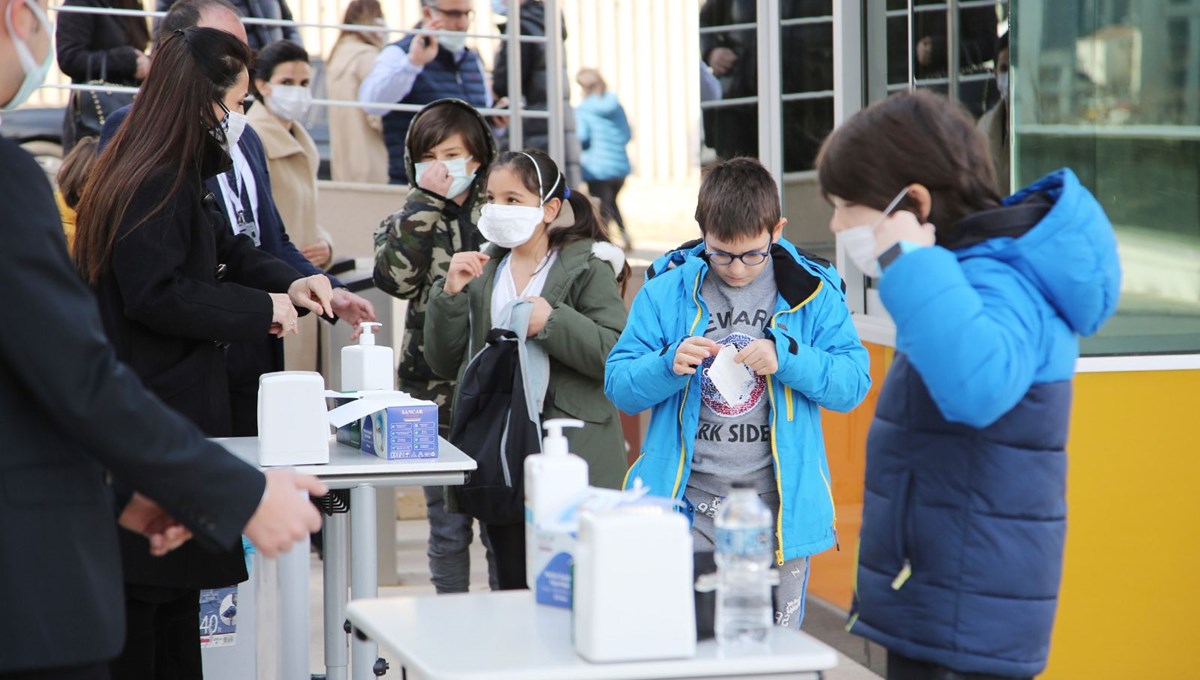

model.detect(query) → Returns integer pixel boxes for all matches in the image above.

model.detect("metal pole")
[907,0,916,91]
[277,492,311,680]
[323,513,350,680]
[505,0,524,151]
[350,484,379,680]
[545,0,565,166]
[756,0,783,190]
[833,0,865,125]
[947,0,960,102]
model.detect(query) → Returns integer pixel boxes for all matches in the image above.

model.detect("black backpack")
[448,327,543,525]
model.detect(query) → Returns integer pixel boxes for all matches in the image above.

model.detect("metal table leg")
[324,511,350,680]
[278,507,311,680]
[351,483,380,679]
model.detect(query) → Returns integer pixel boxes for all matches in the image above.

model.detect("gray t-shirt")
[688,258,778,496]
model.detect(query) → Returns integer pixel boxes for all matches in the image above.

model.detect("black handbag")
[70,53,135,141]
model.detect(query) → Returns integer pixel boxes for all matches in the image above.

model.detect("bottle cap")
[542,418,584,456]
[357,321,382,346]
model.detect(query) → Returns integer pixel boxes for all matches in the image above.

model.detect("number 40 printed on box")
[199,586,239,648]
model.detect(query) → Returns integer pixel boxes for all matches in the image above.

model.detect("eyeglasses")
[705,237,773,267]
[429,6,474,20]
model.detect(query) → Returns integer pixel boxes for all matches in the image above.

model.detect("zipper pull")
[891,559,912,590]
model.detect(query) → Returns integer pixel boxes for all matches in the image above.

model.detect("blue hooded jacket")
[576,92,632,182]
[605,238,871,563]
[849,169,1121,677]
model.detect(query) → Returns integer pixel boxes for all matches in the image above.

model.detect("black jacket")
[0,137,265,673]
[92,139,303,588]
[55,0,148,85]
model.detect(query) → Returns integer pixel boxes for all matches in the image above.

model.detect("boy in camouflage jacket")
[372,98,499,593]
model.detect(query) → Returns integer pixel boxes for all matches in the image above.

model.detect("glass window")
[700,0,759,164]
[1013,0,1200,354]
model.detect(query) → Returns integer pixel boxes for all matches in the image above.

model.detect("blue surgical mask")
[491,0,510,15]
[414,156,477,198]
[2,0,54,113]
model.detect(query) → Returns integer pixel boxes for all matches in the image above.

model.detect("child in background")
[424,149,629,590]
[605,157,870,630]
[373,98,500,594]
[55,134,98,252]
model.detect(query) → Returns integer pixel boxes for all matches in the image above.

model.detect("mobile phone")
[422,36,431,48]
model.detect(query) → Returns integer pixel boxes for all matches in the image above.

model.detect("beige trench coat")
[327,35,388,184]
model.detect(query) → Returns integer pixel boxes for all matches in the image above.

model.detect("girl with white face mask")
[424,149,632,590]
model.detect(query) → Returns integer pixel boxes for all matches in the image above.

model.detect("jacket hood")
[402,98,499,190]
[646,237,846,308]
[497,1,567,41]
[956,168,1121,336]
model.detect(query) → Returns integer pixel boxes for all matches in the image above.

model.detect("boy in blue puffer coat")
[817,91,1121,679]
[605,158,871,630]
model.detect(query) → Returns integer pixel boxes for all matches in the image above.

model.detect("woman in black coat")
[73,27,334,680]
[56,0,150,150]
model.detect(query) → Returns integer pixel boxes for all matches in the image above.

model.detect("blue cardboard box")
[360,401,439,460]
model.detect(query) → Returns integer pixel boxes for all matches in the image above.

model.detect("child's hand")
[673,336,719,376]
[417,159,453,197]
[524,296,552,335]
[736,339,778,376]
[445,252,489,295]
[873,210,935,256]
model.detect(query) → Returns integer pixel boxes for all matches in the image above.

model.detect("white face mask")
[414,156,476,198]
[837,188,909,279]
[478,203,543,248]
[1,0,54,113]
[266,84,312,121]
[996,72,1009,102]
[216,108,248,151]
[438,32,467,53]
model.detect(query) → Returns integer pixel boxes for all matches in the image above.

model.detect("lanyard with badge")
[221,163,261,246]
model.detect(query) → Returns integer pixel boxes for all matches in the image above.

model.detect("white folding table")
[216,437,476,680]
[346,591,839,680]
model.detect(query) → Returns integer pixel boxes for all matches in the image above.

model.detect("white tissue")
[707,345,756,406]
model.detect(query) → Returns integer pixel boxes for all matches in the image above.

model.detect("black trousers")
[0,665,108,680]
[482,521,527,590]
[587,178,628,241]
[110,586,203,680]
[887,651,1033,680]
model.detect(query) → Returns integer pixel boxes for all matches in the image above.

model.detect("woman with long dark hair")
[74,26,332,679]
[424,149,630,589]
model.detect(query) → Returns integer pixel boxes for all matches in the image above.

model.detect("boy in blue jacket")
[605,158,870,629]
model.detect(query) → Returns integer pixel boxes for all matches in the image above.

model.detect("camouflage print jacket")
[373,186,485,432]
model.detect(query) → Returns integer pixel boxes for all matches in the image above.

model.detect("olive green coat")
[425,239,628,490]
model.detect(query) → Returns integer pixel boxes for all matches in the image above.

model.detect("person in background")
[98,0,376,433]
[359,0,490,185]
[156,0,301,50]
[605,157,870,631]
[817,90,1120,680]
[249,39,340,373]
[55,0,149,151]
[327,0,388,184]
[1,5,327,677]
[374,98,499,594]
[55,134,98,252]
[73,27,334,679]
[490,0,582,187]
[977,32,1010,195]
[425,149,629,589]
[575,67,632,250]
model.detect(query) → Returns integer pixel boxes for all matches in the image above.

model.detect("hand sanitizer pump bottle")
[340,322,394,391]
[524,418,588,589]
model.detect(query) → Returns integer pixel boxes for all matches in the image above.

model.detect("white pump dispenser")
[341,322,394,391]
[524,418,588,591]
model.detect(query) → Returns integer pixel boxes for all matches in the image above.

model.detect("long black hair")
[75,27,253,284]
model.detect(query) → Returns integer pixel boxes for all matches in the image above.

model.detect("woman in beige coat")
[250,40,335,371]
[328,0,388,184]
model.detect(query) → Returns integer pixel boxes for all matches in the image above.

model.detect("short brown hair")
[695,157,781,241]
[816,90,1001,238]
[408,100,492,164]
[57,136,99,209]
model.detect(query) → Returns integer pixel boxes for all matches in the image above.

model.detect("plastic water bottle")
[714,482,775,646]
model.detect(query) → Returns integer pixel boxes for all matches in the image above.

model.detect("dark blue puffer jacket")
[382,34,488,184]
[849,169,1121,677]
